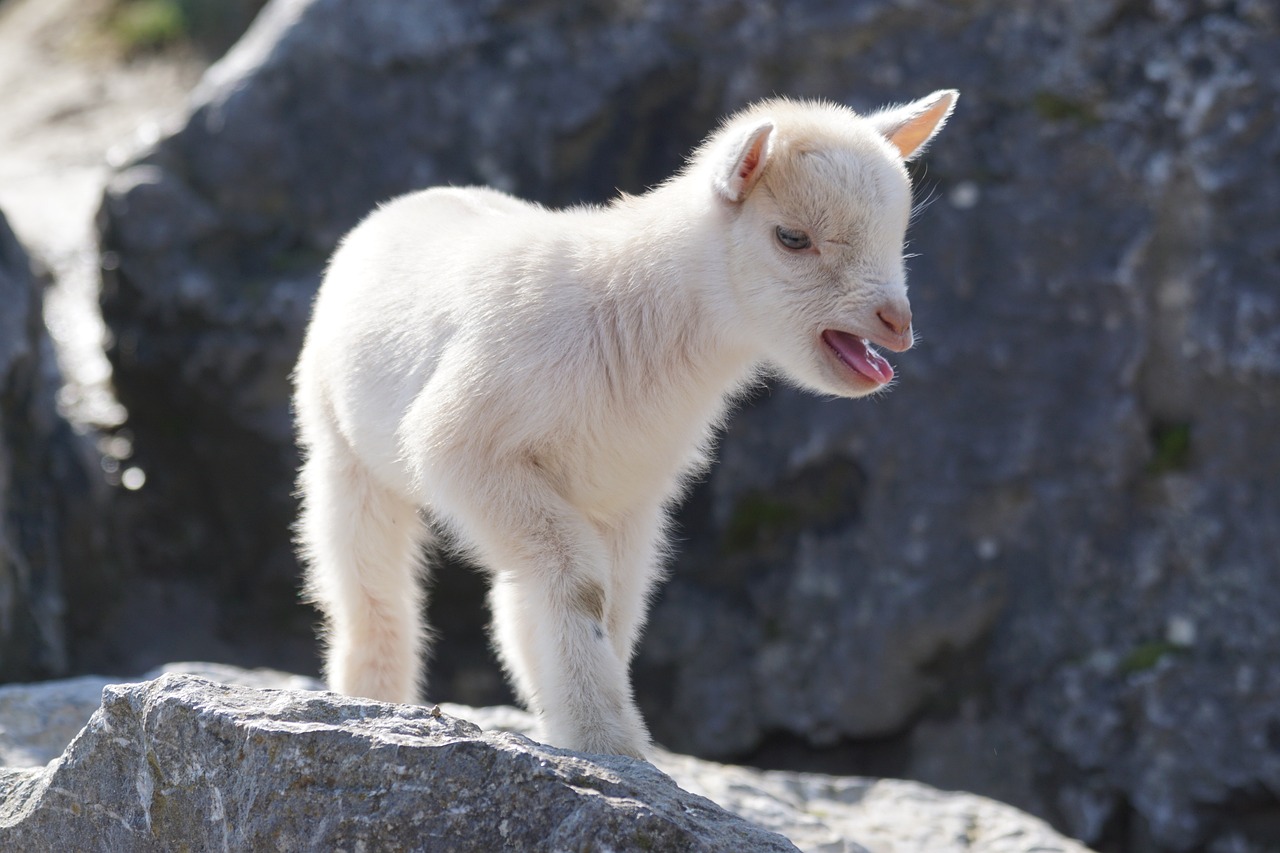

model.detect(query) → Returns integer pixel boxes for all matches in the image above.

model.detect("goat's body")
[295,93,957,757]
[301,184,755,522]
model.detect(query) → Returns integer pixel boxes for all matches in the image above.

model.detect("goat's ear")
[714,120,774,203]
[869,89,958,161]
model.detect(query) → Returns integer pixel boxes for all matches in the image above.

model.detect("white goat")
[294,91,958,758]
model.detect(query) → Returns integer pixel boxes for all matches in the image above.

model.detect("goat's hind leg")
[297,432,430,704]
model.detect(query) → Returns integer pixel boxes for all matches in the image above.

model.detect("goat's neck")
[578,183,759,399]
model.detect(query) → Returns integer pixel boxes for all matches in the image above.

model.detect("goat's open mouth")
[821,330,894,385]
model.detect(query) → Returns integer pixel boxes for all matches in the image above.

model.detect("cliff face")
[89,1,1280,850]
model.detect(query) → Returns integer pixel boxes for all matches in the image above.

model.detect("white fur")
[293,91,958,758]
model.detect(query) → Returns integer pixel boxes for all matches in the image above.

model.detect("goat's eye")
[775,226,812,251]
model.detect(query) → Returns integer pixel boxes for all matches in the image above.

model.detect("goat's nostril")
[877,308,911,336]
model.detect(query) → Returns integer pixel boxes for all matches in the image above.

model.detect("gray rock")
[453,704,1095,853]
[94,1,1280,850]
[0,208,110,682]
[0,672,792,852]
[642,8,1280,853]
[0,668,1094,852]
[0,208,62,680]
[0,661,323,767]
[0,674,109,768]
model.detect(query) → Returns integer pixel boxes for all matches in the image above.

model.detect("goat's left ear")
[869,89,959,161]
[714,120,774,203]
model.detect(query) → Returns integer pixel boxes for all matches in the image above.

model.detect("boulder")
[0,207,111,681]
[95,1,1280,850]
[0,668,1094,852]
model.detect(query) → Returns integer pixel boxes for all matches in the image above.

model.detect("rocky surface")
[0,661,323,767]
[0,0,322,676]
[0,0,204,429]
[0,208,64,680]
[457,703,1097,853]
[90,1,1280,851]
[0,207,111,682]
[0,668,1094,852]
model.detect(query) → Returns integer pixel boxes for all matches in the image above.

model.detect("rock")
[0,661,322,767]
[0,667,1094,852]
[660,757,1093,853]
[0,207,60,679]
[0,0,206,432]
[454,704,1096,853]
[0,207,111,682]
[643,8,1280,853]
[94,1,1280,850]
[0,672,790,852]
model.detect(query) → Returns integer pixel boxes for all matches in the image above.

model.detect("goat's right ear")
[868,90,959,161]
[713,121,774,203]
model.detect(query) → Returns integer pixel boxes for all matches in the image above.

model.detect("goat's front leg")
[602,505,669,667]
[439,463,651,758]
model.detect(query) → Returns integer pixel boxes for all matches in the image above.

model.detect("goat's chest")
[545,384,728,521]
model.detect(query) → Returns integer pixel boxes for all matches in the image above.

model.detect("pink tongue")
[823,330,894,384]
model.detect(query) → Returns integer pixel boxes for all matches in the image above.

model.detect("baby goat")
[294,91,958,758]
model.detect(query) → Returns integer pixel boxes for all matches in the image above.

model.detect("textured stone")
[0,673,790,852]
[0,668,1094,853]
[455,704,1095,853]
[94,1,1280,850]
[640,8,1280,853]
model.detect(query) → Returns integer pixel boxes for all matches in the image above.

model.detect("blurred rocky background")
[0,0,1276,851]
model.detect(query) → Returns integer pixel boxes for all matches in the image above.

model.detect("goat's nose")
[876,302,913,350]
